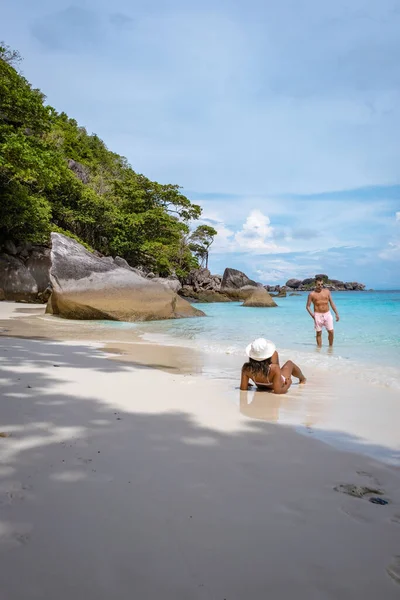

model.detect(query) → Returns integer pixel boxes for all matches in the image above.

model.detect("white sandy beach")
[1,302,400,599]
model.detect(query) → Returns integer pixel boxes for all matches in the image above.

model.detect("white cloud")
[235,210,272,248]
[234,210,289,253]
[396,211,400,222]
[379,241,400,261]
[199,209,290,254]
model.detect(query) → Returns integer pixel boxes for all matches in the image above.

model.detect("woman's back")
[243,362,280,388]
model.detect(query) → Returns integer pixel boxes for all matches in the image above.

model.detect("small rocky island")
[180,269,365,301]
[266,275,366,293]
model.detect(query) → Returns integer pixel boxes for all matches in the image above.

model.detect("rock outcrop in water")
[221,268,260,290]
[180,267,264,302]
[220,268,265,301]
[180,267,277,303]
[180,268,226,302]
[46,233,204,321]
[264,274,366,293]
[242,288,277,307]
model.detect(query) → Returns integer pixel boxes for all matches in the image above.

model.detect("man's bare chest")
[312,291,329,303]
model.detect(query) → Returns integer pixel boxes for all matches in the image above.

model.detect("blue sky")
[3,0,400,288]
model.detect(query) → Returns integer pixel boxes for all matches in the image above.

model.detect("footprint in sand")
[390,514,400,526]
[0,483,33,508]
[0,524,32,549]
[334,484,384,498]
[387,556,400,585]
[336,481,393,523]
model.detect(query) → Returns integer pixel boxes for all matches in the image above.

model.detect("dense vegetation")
[0,43,216,277]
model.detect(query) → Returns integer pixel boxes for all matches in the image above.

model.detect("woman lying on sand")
[240,338,306,394]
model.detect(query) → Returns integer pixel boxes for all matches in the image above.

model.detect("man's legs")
[316,331,322,347]
[314,313,323,347]
[326,312,334,346]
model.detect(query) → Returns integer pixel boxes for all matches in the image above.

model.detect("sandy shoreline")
[1,302,400,598]
[1,303,400,463]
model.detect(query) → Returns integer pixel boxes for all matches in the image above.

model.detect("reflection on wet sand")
[240,390,282,423]
[237,374,400,465]
[239,385,318,427]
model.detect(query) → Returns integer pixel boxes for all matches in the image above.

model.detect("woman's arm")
[271,365,291,394]
[240,368,250,391]
[271,350,279,365]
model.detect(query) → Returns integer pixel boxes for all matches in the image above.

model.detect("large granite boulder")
[221,268,259,289]
[286,278,302,289]
[220,268,263,300]
[222,285,262,301]
[179,268,224,301]
[242,288,278,307]
[152,277,182,294]
[25,247,51,292]
[184,268,222,292]
[46,233,204,321]
[0,254,38,301]
[180,287,231,303]
[113,256,134,270]
[264,284,281,293]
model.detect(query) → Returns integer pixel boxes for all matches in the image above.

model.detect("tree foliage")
[0,43,213,277]
[189,225,217,268]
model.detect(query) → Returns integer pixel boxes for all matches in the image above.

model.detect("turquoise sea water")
[112,290,400,390]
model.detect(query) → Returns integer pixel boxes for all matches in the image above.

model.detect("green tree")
[189,225,217,269]
[0,42,22,67]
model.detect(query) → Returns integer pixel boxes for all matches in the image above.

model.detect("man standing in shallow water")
[306,277,340,347]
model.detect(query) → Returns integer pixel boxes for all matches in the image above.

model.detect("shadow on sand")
[0,337,399,600]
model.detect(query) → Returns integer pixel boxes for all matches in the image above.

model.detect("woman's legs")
[281,360,306,384]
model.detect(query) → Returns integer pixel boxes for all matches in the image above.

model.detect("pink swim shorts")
[314,311,334,332]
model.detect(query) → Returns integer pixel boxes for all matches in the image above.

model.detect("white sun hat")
[245,338,276,361]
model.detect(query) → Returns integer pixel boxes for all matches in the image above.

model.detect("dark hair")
[315,277,323,283]
[243,357,272,378]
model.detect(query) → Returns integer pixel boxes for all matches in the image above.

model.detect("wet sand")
[1,302,400,599]
[2,303,399,463]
